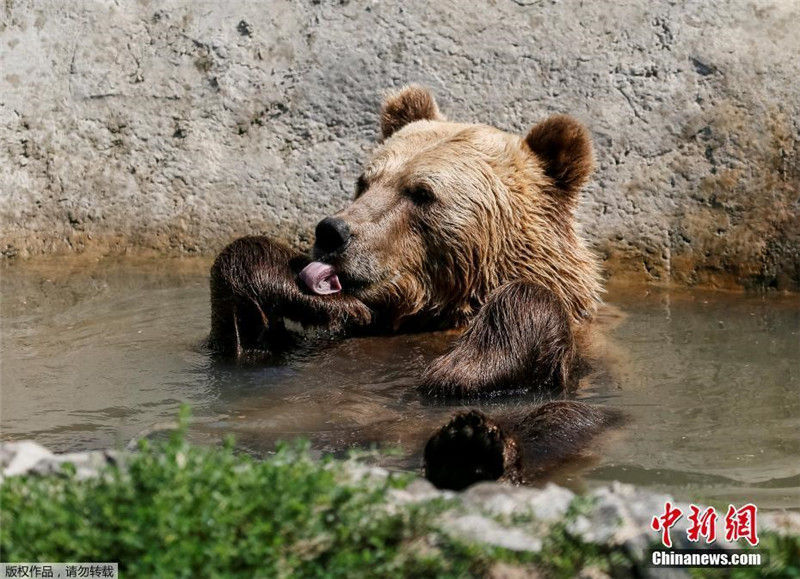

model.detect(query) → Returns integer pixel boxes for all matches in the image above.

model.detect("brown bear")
[423,402,624,491]
[209,86,620,489]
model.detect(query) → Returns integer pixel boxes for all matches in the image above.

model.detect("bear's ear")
[380,85,445,139]
[524,115,594,198]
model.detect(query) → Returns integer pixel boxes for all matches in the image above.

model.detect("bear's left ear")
[525,115,594,198]
[380,85,445,139]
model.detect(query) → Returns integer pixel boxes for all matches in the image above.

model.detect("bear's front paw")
[424,410,520,490]
[418,350,487,398]
[332,298,373,328]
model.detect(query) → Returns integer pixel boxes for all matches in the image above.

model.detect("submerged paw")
[423,410,508,490]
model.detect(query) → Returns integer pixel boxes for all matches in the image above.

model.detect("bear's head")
[300,86,602,329]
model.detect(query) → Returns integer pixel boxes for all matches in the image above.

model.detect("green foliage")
[2,410,797,578]
[1,411,478,578]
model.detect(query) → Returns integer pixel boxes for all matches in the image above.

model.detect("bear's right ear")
[525,115,594,198]
[380,85,445,139]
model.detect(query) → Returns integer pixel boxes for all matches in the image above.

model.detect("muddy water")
[1,259,798,508]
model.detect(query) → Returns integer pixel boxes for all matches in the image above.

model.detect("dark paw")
[423,410,518,490]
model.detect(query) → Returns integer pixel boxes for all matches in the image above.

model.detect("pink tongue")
[299,261,342,295]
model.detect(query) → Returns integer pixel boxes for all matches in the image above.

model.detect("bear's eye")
[402,183,435,205]
[355,174,369,198]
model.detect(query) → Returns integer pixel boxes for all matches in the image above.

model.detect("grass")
[0,410,486,578]
[1,409,798,577]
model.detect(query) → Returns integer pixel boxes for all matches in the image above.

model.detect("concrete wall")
[1,0,798,289]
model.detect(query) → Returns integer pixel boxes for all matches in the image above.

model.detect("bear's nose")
[314,216,352,255]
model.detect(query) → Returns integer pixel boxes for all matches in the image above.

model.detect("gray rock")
[0,441,119,481]
[441,513,543,552]
[389,477,453,504]
[29,449,119,480]
[1,440,54,477]
[338,461,391,484]
[1,1,798,290]
[463,481,574,521]
[568,482,673,556]
[569,482,781,558]
[759,511,800,536]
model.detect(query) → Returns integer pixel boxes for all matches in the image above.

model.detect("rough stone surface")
[441,513,544,553]
[1,1,799,289]
[568,482,679,557]
[388,477,451,505]
[463,481,575,521]
[0,440,117,480]
[0,440,54,477]
[29,449,121,480]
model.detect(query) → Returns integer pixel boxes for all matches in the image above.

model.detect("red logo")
[687,505,718,544]
[651,502,759,547]
[724,504,759,546]
[651,501,683,548]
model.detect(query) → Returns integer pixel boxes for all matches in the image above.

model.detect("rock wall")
[1,0,798,289]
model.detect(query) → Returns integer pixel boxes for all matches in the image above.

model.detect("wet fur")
[209,86,621,488]
[322,86,602,328]
[209,236,371,358]
[419,281,576,398]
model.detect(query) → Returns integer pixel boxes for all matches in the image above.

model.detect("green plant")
[2,409,797,578]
